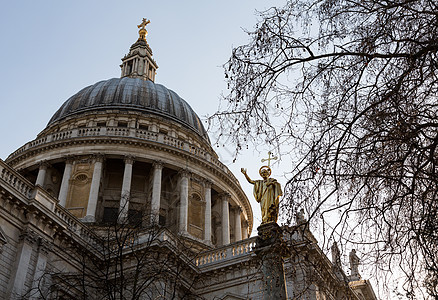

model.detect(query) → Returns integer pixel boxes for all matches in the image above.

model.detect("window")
[102,207,118,223]
[138,124,149,131]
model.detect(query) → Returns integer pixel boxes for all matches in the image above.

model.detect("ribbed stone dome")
[48,77,208,140]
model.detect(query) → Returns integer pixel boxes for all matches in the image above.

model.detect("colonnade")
[35,156,249,244]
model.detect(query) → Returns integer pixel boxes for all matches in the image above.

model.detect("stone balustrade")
[8,126,240,185]
[0,159,100,248]
[195,236,257,267]
[0,160,33,198]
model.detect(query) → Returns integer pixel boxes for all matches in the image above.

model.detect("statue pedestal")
[255,222,288,300]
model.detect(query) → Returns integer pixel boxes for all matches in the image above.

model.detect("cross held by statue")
[261,151,278,168]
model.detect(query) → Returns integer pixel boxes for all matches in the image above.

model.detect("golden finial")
[137,18,151,41]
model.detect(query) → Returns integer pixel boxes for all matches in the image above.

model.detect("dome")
[5,21,254,250]
[48,77,209,140]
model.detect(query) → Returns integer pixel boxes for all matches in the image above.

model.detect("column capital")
[153,160,164,170]
[39,238,52,255]
[203,179,212,189]
[38,160,50,170]
[178,168,191,178]
[19,228,39,245]
[234,206,242,213]
[92,153,105,163]
[124,155,135,165]
[219,192,231,201]
[63,155,76,165]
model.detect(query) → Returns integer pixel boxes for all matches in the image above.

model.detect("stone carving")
[241,166,282,224]
[19,228,39,245]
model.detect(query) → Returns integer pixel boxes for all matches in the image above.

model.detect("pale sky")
[0,1,287,232]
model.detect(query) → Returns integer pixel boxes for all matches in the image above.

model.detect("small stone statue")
[296,208,306,225]
[241,166,282,224]
[349,249,361,279]
[331,242,342,268]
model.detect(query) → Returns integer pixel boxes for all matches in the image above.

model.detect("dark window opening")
[102,207,118,224]
[159,215,166,226]
[138,124,149,131]
[128,210,143,226]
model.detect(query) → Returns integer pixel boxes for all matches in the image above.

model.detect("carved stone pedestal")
[255,222,288,300]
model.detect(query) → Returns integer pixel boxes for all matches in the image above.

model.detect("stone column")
[150,161,163,224]
[242,219,249,239]
[35,161,49,186]
[119,156,135,222]
[58,157,74,206]
[255,223,288,300]
[7,229,38,298]
[234,206,242,242]
[143,59,148,75]
[221,193,230,245]
[204,180,212,243]
[85,155,104,222]
[30,239,50,300]
[179,170,190,233]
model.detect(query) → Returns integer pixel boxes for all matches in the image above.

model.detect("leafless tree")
[211,0,438,298]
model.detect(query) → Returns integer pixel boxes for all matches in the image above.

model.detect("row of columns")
[36,157,248,244]
[121,58,151,78]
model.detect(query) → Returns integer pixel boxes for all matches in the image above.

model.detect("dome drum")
[13,151,251,246]
[7,112,253,245]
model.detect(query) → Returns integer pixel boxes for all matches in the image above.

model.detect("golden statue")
[241,164,282,224]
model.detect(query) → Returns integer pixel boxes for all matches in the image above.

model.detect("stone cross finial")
[261,151,278,168]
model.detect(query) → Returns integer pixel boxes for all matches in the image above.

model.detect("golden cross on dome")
[138,18,150,30]
[261,151,278,168]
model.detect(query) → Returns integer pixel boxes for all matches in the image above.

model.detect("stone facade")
[0,23,377,299]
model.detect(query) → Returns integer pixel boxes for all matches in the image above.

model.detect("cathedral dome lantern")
[120,18,158,82]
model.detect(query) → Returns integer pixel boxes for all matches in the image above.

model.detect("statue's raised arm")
[241,168,255,184]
